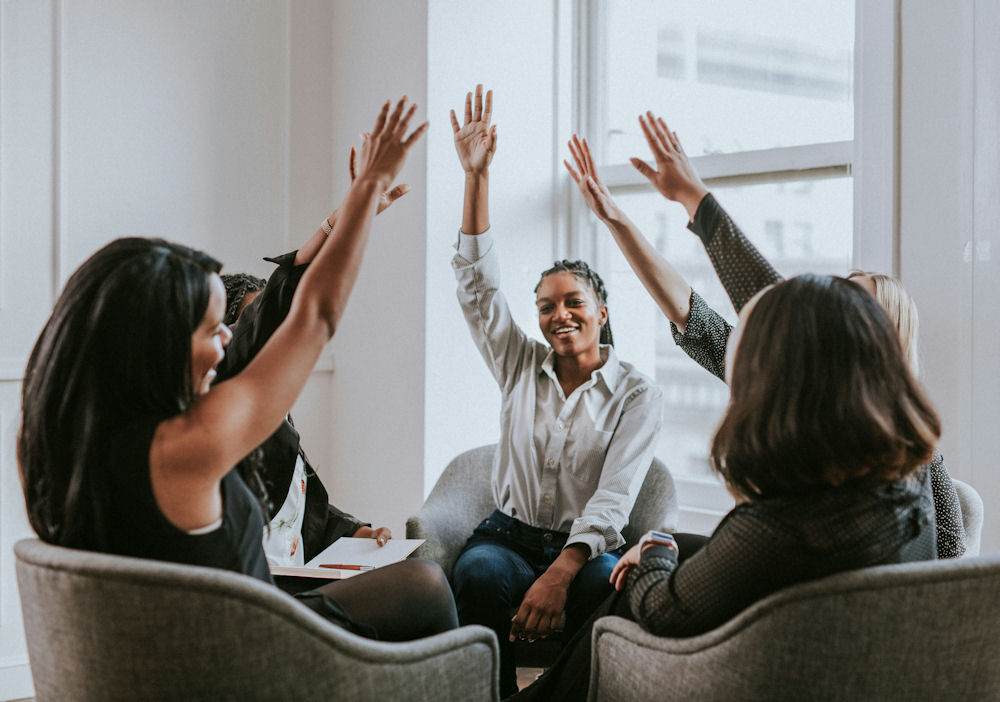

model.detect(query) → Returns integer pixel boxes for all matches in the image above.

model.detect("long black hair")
[18,237,222,548]
[535,259,614,346]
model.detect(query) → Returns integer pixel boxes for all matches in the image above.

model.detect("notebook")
[269,537,425,579]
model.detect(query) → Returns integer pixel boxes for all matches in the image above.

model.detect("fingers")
[349,146,357,182]
[449,109,460,134]
[638,114,666,160]
[568,136,587,175]
[488,124,498,155]
[563,159,582,185]
[371,100,391,138]
[464,91,472,126]
[473,83,483,122]
[509,607,527,642]
[395,101,418,139]
[482,88,493,125]
[630,156,657,182]
[382,96,407,138]
[581,137,598,176]
[385,183,411,204]
[647,111,674,154]
[402,120,429,148]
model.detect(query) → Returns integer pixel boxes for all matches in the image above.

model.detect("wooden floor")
[517,667,546,690]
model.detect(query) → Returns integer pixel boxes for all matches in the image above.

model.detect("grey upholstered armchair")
[953,478,984,555]
[406,443,679,579]
[588,553,1000,702]
[15,538,499,702]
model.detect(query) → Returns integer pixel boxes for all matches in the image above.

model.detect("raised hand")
[631,111,708,218]
[350,138,411,214]
[564,135,623,223]
[354,96,429,189]
[451,84,497,174]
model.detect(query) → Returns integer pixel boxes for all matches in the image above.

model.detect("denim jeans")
[451,509,623,697]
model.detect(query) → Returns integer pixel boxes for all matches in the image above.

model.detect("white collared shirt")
[453,230,664,557]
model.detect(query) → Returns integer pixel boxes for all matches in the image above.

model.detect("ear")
[598,304,608,327]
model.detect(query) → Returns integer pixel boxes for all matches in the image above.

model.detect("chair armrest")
[406,501,474,580]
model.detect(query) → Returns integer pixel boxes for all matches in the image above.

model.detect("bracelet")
[321,217,333,236]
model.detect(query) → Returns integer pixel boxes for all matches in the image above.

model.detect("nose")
[554,304,571,320]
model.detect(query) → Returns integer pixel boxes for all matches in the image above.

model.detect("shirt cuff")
[639,544,679,567]
[455,228,493,263]
[670,289,710,344]
[685,193,723,245]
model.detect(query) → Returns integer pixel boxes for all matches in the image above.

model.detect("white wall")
[898,0,1000,552]
[0,1,337,696]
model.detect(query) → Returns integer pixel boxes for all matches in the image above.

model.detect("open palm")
[565,134,621,222]
[450,84,496,174]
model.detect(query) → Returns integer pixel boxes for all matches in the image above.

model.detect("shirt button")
[546,458,554,468]
[543,533,554,542]
[557,421,565,430]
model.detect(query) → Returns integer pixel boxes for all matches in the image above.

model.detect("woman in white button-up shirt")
[448,85,665,697]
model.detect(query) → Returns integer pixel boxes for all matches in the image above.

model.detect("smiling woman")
[448,84,664,697]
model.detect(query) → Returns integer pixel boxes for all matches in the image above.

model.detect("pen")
[319,564,374,571]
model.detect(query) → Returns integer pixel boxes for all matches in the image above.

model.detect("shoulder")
[613,359,663,405]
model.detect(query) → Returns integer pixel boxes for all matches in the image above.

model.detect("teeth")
[554,327,578,334]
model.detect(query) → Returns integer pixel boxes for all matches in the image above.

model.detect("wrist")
[638,530,678,554]
[679,186,710,220]
[353,173,391,192]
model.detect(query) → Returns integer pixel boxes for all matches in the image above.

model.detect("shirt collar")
[540,345,620,392]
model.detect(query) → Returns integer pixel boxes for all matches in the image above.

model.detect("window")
[575,0,867,532]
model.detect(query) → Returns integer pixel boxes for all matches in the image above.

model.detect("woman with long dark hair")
[448,85,665,697]
[511,273,940,701]
[18,97,457,641]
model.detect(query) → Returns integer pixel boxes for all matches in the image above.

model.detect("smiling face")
[190,273,232,396]
[535,271,608,359]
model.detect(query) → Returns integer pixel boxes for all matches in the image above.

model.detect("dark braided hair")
[535,259,614,346]
[221,273,266,325]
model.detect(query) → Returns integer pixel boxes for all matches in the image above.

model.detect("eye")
[538,304,554,314]
[568,299,584,307]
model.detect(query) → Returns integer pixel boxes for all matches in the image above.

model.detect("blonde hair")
[846,270,920,377]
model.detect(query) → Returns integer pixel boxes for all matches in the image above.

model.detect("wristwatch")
[638,530,678,554]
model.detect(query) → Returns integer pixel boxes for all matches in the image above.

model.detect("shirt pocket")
[566,428,615,483]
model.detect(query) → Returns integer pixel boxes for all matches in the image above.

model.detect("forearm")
[461,171,490,235]
[604,213,692,331]
[688,194,782,313]
[294,209,337,266]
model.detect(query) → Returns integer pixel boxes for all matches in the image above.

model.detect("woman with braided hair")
[448,85,664,697]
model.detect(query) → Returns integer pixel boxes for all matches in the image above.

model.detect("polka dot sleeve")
[686,193,783,313]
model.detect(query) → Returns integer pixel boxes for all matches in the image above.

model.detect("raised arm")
[633,112,781,313]
[565,135,693,331]
[154,97,428,496]
[451,83,497,235]
[295,141,413,266]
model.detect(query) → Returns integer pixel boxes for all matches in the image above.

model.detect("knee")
[452,548,511,597]
[401,558,450,595]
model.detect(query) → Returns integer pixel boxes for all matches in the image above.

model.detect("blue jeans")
[451,510,623,697]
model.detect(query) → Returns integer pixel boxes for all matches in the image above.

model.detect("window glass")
[599,177,853,479]
[599,0,855,162]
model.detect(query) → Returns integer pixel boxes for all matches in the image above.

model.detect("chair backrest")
[953,478,984,556]
[590,553,1000,702]
[411,444,677,574]
[14,539,498,702]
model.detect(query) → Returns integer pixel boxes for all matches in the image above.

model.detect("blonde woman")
[564,116,965,559]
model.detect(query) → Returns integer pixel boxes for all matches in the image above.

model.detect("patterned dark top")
[668,193,967,559]
[625,465,936,637]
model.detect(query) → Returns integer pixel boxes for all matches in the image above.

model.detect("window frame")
[563,0,897,531]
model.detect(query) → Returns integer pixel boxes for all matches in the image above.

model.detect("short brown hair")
[712,274,940,499]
